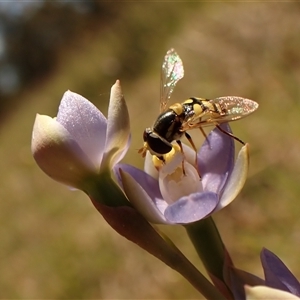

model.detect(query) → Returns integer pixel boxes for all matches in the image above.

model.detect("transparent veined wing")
[181,96,259,130]
[160,48,184,112]
[201,96,259,126]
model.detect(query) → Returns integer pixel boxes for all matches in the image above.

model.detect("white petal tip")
[245,285,300,300]
[111,80,122,95]
[217,142,249,210]
[103,79,130,167]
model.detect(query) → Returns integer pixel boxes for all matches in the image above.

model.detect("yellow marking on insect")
[152,144,182,171]
[193,103,204,117]
[183,99,193,104]
[169,103,184,115]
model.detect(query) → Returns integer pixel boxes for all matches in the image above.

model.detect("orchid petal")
[119,166,169,224]
[56,90,107,169]
[215,143,249,211]
[261,248,300,296]
[164,192,219,224]
[245,285,300,300]
[114,163,162,202]
[199,123,234,194]
[103,80,131,169]
[119,164,162,201]
[32,114,95,188]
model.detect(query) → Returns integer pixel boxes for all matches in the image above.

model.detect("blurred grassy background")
[1,2,300,299]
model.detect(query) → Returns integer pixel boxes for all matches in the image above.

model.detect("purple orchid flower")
[31,80,229,300]
[117,123,249,224]
[227,248,300,299]
[243,248,300,299]
[31,80,130,189]
[258,248,300,297]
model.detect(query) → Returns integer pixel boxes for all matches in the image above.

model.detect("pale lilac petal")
[199,123,234,194]
[57,90,107,169]
[245,285,300,300]
[215,144,249,211]
[261,248,300,296]
[103,80,130,168]
[119,167,169,224]
[164,192,219,224]
[116,164,162,201]
[32,114,96,188]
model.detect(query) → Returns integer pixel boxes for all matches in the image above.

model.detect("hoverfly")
[139,48,258,172]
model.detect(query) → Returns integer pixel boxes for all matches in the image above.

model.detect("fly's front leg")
[175,140,186,176]
[198,127,212,150]
[184,132,201,179]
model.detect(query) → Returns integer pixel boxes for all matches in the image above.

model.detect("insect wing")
[160,48,184,112]
[209,96,259,123]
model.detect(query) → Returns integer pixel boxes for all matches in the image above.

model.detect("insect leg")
[216,124,245,145]
[199,127,208,140]
[184,132,201,179]
[175,140,186,176]
[199,127,212,150]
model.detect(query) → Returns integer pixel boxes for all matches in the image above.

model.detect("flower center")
[156,145,203,204]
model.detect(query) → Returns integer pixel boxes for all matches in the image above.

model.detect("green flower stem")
[84,171,225,300]
[185,217,231,286]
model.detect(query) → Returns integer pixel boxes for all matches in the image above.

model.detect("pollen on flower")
[167,167,185,183]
